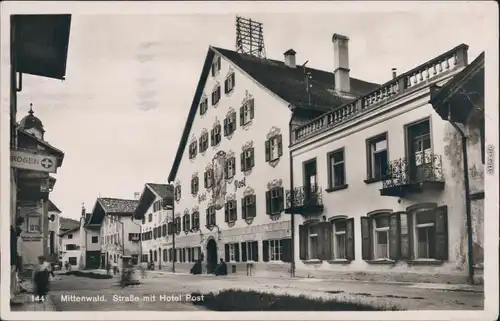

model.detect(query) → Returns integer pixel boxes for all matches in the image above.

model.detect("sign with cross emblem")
[10,149,57,173]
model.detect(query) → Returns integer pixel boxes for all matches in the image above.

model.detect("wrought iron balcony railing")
[285,185,323,211]
[382,153,445,190]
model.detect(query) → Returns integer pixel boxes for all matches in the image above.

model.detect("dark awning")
[12,14,71,80]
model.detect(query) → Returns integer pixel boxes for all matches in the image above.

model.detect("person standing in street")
[32,256,51,303]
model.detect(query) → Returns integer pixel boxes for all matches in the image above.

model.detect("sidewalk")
[10,280,56,312]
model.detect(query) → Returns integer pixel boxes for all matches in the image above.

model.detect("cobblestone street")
[47,272,484,311]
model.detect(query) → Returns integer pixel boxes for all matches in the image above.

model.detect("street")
[48,272,484,311]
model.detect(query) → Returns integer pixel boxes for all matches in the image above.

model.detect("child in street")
[32,256,51,303]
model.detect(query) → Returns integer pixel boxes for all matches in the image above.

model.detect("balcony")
[285,186,324,216]
[380,153,445,198]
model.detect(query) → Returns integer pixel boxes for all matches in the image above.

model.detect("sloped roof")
[98,197,139,214]
[59,217,79,231]
[147,183,172,198]
[47,199,61,213]
[59,226,79,237]
[167,46,379,182]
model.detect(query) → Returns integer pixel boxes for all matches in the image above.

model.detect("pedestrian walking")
[32,256,51,303]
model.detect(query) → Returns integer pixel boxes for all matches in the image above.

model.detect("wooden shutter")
[298,225,308,260]
[278,187,285,211]
[224,161,228,179]
[206,208,210,226]
[318,222,333,260]
[231,157,236,175]
[361,217,373,261]
[231,73,235,88]
[278,134,283,157]
[281,238,292,262]
[435,206,449,260]
[235,243,240,262]
[249,99,255,119]
[199,138,202,152]
[240,152,245,172]
[241,242,247,262]
[250,195,257,217]
[204,171,208,188]
[249,147,255,168]
[239,106,244,125]
[389,212,401,260]
[211,64,215,77]
[224,244,230,262]
[345,218,355,261]
[210,129,215,146]
[252,241,259,261]
[211,91,215,105]
[265,139,271,162]
[263,240,269,262]
[224,203,229,222]
[265,191,271,215]
[224,78,228,94]
[241,198,246,219]
[223,118,228,136]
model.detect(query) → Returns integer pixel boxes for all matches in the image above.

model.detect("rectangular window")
[199,97,208,115]
[191,176,199,195]
[266,187,284,215]
[211,56,221,77]
[183,215,191,232]
[269,240,282,261]
[224,72,235,93]
[328,148,346,188]
[189,141,197,159]
[224,157,236,179]
[241,241,258,262]
[229,243,237,262]
[415,210,436,259]
[191,212,200,229]
[174,185,181,201]
[240,148,255,172]
[27,216,40,233]
[91,236,98,244]
[206,206,216,226]
[241,195,256,219]
[224,200,237,222]
[174,217,181,233]
[199,133,209,152]
[68,257,77,266]
[265,135,283,162]
[332,220,346,259]
[204,169,214,188]
[66,244,77,251]
[211,86,221,106]
[211,124,222,146]
[240,99,255,125]
[373,214,390,259]
[308,225,319,260]
[367,134,388,180]
[407,119,432,182]
[148,213,153,222]
[68,233,73,239]
[224,112,237,137]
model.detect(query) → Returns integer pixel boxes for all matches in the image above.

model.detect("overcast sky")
[3,3,493,220]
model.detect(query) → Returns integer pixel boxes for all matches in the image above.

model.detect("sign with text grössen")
[11,149,57,173]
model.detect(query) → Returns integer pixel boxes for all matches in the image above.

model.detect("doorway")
[206,239,218,274]
[303,159,318,203]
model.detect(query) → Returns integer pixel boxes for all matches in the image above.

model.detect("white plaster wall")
[141,193,171,261]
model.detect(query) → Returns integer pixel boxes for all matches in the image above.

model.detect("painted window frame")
[327,148,347,189]
[366,133,389,182]
[224,200,237,223]
[241,194,256,219]
[240,148,255,172]
[240,99,255,126]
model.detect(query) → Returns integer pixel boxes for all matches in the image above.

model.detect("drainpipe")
[448,104,474,284]
[288,115,295,278]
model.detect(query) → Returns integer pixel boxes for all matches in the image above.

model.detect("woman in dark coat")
[32,256,51,303]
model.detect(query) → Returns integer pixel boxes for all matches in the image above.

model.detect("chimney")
[392,68,397,79]
[134,192,141,201]
[81,203,86,217]
[283,49,297,68]
[332,34,350,93]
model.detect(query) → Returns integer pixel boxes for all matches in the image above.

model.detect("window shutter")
[223,118,228,136]
[224,161,228,179]
[265,140,271,162]
[231,157,236,175]
[278,187,285,211]
[249,99,255,119]
[239,106,244,126]
[224,244,230,262]
[241,243,247,262]
[235,243,240,262]
[211,91,215,105]
[281,238,292,262]
[224,203,229,222]
[345,218,355,261]
[263,240,269,262]
[210,129,215,146]
[211,64,215,77]
[224,78,228,94]
[231,73,235,88]
[265,191,271,215]
[251,241,258,261]
[407,212,415,260]
[204,171,208,188]
[298,225,308,260]
[240,152,245,172]
[199,139,202,152]
[205,209,210,226]
[389,212,401,260]
[318,222,333,261]
[435,206,449,260]
[278,134,283,157]
[217,56,221,69]
[241,198,246,219]
[361,217,373,261]
[249,147,255,168]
